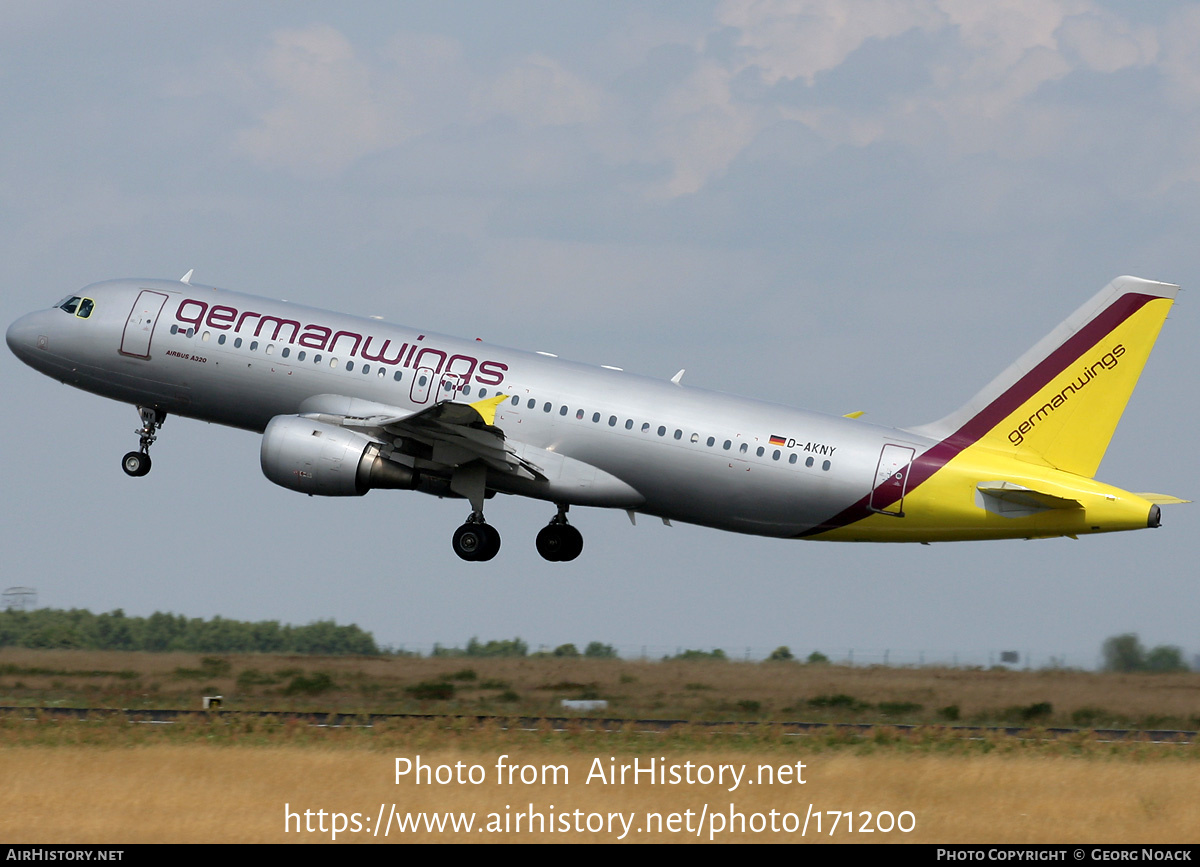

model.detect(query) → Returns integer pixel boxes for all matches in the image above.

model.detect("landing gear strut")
[452,513,502,562]
[536,505,583,562]
[122,406,164,477]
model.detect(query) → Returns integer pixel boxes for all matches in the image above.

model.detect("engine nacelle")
[260,414,418,496]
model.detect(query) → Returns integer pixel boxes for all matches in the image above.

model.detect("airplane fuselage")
[7,276,1175,557]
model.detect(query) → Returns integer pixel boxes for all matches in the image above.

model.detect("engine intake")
[260,414,417,496]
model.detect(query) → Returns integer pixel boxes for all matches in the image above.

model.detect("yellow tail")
[912,276,1178,478]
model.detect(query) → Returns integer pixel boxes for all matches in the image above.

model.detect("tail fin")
[910,276,1178,478]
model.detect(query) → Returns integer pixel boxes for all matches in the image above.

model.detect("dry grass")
[2,740,1196,843]
[2,648,1197,729]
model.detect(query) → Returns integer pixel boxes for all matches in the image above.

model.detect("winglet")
[469,393,509,426]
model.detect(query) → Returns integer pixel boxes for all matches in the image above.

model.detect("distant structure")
[2,587,37,611]
[999,651,1020,665]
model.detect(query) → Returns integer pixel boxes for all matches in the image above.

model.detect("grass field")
[1,649,1197,843]
[2,647,1198,729]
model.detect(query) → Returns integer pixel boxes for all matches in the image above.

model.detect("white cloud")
[1056,11,1158,74]
[717,0,945,85]
[236,25,388,176]
[221,5,1193,195]
[475,54,610,127]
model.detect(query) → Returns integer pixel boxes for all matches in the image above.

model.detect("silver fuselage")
[8,278,926,537]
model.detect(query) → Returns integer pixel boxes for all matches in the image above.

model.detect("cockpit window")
[56,296,95,319]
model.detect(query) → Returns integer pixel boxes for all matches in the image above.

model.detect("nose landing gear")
[122,406,164,477]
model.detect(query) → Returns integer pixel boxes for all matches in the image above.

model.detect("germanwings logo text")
[1007,344,1125,445]
[175,298,508,386]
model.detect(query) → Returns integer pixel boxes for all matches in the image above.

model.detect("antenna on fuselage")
[180,269,194,284]
[671,369,685,385]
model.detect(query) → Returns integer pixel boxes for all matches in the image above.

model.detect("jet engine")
[260,414,418,496]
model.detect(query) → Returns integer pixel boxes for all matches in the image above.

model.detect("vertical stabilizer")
[910,276,1178,478]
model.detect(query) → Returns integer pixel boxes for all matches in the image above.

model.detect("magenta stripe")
[796,292,1157,538]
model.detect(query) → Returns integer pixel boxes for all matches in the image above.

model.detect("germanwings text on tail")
[7,273,1185,561]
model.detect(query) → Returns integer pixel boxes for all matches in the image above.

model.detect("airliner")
[6,273,1185,561]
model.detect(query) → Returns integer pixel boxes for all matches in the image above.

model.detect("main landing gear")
[535,506,583,562]
[122,406,164,478]
[452,513,502,562]
[449,505,584,562]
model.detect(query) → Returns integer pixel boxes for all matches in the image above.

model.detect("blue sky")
[3,1,1196,666]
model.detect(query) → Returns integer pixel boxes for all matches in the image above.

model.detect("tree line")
[1101,633,1189,673]
[0,608,378,655]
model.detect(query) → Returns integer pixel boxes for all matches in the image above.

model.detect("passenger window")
[625,419,633,430]
[266,344,274,355]
[170,325,178,335]
[314,354,322,364]
[394,371,403,382]
[658,426,666,437]
[528,399,536,409]
[281,347,289,357]
[331,358,339,369]
[690,433,699,443]
[417,373,426,385]
[297,350,305,361]
[593,412,601,423]
[544,402,552,413]
[674,430,682,440]
[609,416,617,426]
[789,454,797,464]
[739,443,748,454]
[363,365,371,375]
[822,460,831,471]
[756,446,765,457]
[478,388,486,397]
[723,440,731,450]
[773,450,781,460]
[706,437,715,447]
[378,368,386,378]
[234,338,243,349]
[641,423,650,433]
[218,334,226,345]
[576,409,585,420]
[806,457,814,467]
[346,360,354,371]
[250,341,259,351]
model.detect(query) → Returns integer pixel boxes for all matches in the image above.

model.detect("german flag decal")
[769,435,787,446]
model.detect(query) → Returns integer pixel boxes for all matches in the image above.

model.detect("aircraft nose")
[7,311,45,365]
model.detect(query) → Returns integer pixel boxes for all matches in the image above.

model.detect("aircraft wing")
[298,393,546,480]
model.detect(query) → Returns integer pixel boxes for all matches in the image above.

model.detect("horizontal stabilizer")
[1135,492,1191,505]
[976,481,1081,517]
